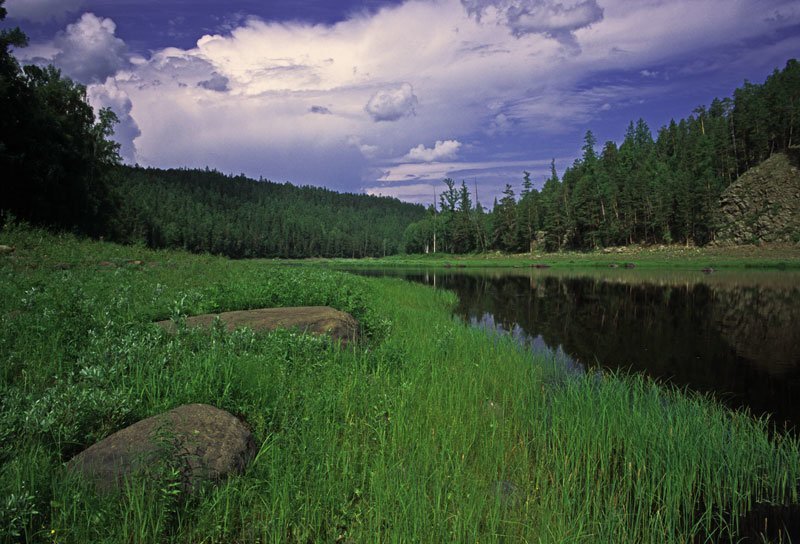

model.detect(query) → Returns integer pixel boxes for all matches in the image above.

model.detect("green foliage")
[106,166,425,259]
[0,6,120,235]
[493,183,519,252]
[1,225,798,542]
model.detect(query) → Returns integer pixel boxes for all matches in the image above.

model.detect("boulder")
[68,404,256,494]
[0,245,14,255]
[155,306,359,344]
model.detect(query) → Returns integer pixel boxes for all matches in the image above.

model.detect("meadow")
[1,224,799,543]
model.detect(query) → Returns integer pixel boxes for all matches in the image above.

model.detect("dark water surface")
[353,267,800,430]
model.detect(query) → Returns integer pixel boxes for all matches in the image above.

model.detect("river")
[354,267,800,430]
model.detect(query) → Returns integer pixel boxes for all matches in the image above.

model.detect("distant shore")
[289,243,800,270]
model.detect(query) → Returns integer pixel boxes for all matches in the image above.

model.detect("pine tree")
[445,181,471,253]
[493,184,518,252]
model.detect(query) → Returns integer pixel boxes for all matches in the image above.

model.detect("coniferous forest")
[107,166,426,258]
[1,0,798,256]
[404,59,800,253]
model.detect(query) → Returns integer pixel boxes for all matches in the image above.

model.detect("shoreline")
[286,243,800,270]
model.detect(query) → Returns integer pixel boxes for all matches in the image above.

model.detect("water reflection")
[468,312,584,375]
[354,267,800,429]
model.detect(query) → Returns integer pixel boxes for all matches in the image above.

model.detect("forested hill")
[403,58,800,254]
[107,166,425,258]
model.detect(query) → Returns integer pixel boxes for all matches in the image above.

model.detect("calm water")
[355,267,800,429]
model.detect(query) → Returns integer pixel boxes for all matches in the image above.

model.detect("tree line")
[404,59,800,253]
[1,0,120,236]
[107,166,425,258]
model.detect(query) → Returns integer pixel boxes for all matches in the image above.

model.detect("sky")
[3,0,800,205]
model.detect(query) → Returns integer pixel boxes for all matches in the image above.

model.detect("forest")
[404,59,800,253]
[0,1,119,237]
[107,166,425,258]
[2,0,798,257]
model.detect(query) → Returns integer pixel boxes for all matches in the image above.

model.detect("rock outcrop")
[68,404,256,493]
[716,151,800,244]
[155,306,359,344]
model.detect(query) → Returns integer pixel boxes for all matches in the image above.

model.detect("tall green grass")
[1,224,798,542]
[306,243,800,270]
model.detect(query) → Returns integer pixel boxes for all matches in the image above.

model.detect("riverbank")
[303,242,800,270]
[1,226,799,542]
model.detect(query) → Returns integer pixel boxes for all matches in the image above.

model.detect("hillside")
[108,166,426,258]
[716,149,800,245]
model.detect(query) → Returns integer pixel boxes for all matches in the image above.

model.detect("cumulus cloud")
[5,0,83,22]
[461,0,603,42]
[86,78,141,163]
[47,0,800,199]
[404,140,462,162]
[51,13,129,83]
[365,83,418,122]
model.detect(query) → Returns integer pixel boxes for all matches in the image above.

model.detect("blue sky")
[4,0,800,204]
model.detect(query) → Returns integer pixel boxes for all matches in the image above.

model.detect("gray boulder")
[155,306,359,345]
[68,404,256,493]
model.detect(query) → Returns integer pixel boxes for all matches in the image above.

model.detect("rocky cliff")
[716,149,800,245]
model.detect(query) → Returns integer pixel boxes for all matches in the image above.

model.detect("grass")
[1,223,799,543]
[301,242,800,270]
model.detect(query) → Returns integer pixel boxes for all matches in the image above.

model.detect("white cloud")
[461,0,604,44]
[86,78,141,163]
[365,183,437,202]
[5,0,83,22]
[197,73,230,92]
[347,135,380,158]
[378,158,551,182]
[365,83,419,122]
[404,140,462,162]
[50,13,129,83]
[22,0,799,200]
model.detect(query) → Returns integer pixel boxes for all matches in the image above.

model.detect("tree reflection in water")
[354,268,800,431]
